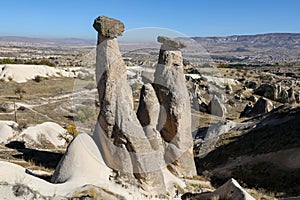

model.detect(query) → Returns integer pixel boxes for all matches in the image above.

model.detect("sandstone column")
[153,36,197,177]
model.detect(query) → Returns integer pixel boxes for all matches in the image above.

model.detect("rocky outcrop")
[255,83,297,104]
[208,95,227,117]
[241,97,274,118]
[182,178,255,200]
[254,83,281,100]
[153,36,197,177]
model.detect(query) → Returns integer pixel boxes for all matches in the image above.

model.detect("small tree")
[66,121,79,138]
[59,121,79,144]
[33,75,42,82]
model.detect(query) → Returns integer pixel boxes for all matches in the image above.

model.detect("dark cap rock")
[93,16,125,38]
[157,36,186,49]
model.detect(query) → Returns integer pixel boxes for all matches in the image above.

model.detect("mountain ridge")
[1,32,300,44]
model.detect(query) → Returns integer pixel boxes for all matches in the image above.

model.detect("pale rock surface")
[52,133,112,183]
[154,36,196,177]
[0,160,140,199]
[208,95,227,117]
[137,83,165,152]
[19,122,66,148]
[0,64,89,83]
[214,178,255,200]
[0,64,58,83]
[0,121,16,144]
[202,75,239,87]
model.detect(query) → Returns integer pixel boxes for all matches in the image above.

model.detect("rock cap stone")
[93,16,125,37]
[157,36,186,49]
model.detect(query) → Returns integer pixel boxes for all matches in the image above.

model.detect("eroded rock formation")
[240,97,274,118]
[208,95,227,117]
[153,36,197,177]
[92,16,166,193]
[53,16,197,196]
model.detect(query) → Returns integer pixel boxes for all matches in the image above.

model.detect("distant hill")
[178,33,300,63]
[0,36,95,46]
[1,33,300,63]
[192,33,300,48]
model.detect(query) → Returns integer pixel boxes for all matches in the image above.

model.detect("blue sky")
[0,0,299,39]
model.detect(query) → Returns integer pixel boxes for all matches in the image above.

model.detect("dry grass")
[10,160,53,173]
[0,77,92,126]
[247,188,277,200]
[0,77,75,101]
[72,184,126,200]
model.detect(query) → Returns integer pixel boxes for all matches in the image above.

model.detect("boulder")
[182,178,255,200]
[157,36,186,50]
[244,97,274,117]
[153,36,196,177]
[208,95,227,117]
[93,16,124,41]
[254,83,281,100]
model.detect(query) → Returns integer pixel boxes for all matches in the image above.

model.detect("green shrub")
[75,107,97,123]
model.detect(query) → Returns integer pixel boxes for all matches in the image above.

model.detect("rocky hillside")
[194,105,300,197]
[184,33,300,63]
